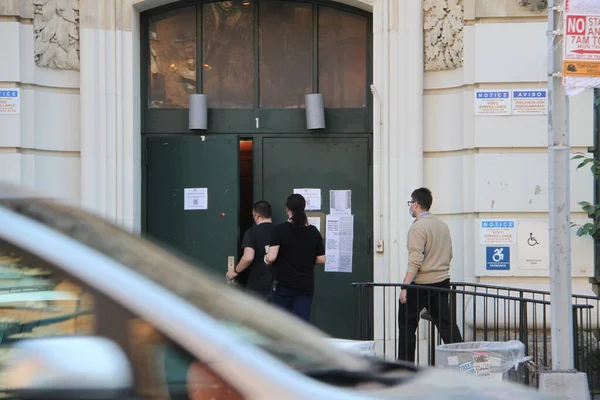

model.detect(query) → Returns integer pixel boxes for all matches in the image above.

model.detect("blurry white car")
[0,183,558,399]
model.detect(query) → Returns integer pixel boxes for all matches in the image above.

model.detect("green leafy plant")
[572,153,600,240]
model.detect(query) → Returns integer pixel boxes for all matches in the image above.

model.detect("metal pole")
[548,0,574,371]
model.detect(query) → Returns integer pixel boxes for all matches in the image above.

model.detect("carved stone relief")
[424,0,464,72]
[516,0,548,12]
[33,0,80,70]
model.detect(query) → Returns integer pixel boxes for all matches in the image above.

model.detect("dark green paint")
[253,0,260,108]
[312,5,319,93]
[196,4,203,92]
[258,136,372,339]
[144,108,371,134]
[144,134,239,278]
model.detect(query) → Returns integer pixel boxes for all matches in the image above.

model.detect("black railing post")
[383,286,387,357]
[519,292,529,357]
[572,305,580,371]
[356,285,362,340]
[368,285,373,341]
[451,290,458,341]
[429,319,436,366]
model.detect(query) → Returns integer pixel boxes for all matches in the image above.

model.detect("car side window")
[0,247,96,390]
[128,318,245,400]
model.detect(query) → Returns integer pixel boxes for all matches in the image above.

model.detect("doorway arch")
[141,0,372,134]
[141,0,373,339]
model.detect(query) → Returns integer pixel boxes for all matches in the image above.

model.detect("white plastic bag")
[435,340,530,378]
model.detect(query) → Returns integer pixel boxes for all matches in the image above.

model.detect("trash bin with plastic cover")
[435,340,532,381]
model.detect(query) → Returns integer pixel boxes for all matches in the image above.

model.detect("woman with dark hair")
[265,193,326,322]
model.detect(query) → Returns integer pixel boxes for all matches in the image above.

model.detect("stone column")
[79,0,140,231]
[372,0,424,356]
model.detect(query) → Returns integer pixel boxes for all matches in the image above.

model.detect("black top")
[241,222,275,295]
[269,222,325,293]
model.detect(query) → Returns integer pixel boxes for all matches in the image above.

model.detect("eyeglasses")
[407,200,415,206]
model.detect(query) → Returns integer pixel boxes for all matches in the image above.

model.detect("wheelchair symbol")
[492,248,505,262]
[527,233,539,247]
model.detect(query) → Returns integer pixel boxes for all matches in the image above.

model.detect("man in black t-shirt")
[226,201,274,301]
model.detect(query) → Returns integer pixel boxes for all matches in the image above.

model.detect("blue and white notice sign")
[486,247,510,271]
[480,220,516,245]
[474,90,511,116]
[512,89,547,115]
[0,89,20,115]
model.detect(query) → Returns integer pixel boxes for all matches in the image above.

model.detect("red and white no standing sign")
[564,14,600,76]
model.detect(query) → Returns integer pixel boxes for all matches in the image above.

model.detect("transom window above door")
[147,0,368,110]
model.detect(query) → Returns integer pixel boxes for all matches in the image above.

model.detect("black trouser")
[397,279,463,362]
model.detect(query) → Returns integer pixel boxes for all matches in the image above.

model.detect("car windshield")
[0,197,368,373]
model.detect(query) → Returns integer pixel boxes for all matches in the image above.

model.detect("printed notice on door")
[330,190,351,215]
[294,188,321,211]
[308,216,322,234]
[325,214,354,273]
[184,188,208,210]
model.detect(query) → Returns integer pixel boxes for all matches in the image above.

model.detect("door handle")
[227,256,236,286]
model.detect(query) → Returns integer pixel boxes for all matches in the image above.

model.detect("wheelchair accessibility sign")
[486,247,510,271]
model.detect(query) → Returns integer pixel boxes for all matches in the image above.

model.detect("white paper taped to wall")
[325,214,354,273]
[330,190,351,215]
[294,188,321,210]
[308,216,321,233]
[184,188,208,210]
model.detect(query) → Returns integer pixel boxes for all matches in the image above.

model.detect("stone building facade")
[0,0,595,342]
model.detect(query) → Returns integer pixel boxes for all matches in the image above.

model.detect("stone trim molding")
[0,0,34,18]
[34,0,80,70]
[424,0,464,72]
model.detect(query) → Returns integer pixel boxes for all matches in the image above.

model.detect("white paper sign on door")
[308,216,322,233]
[293,188,321,211]
[325,214,354,273]
[184,188,208,210]
[330,190,352,215]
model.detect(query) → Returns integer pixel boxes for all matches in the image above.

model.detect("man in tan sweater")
[398,187,463,362]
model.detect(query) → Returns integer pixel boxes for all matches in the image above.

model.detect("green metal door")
[259,136,371,339]
[145,135,239,277]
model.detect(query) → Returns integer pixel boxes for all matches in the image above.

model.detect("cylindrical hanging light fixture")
[189,94,208,130]
[305,93,325,130]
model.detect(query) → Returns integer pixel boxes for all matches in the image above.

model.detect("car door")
[0,242,98,392]
[0,198,403,400]
[0,235,246,400]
